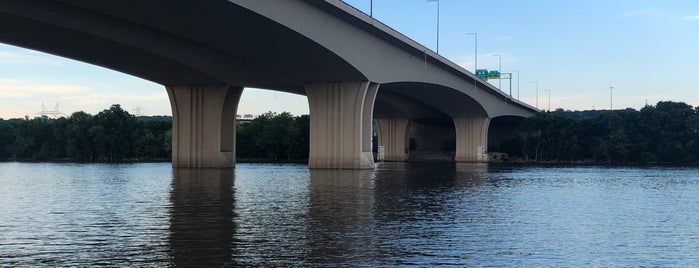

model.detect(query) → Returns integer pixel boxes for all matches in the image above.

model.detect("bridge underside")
[0,0,535,169]
[374,83,495,163]
[164,81,514,168]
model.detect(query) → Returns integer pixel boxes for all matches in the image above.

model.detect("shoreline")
[3,158,699,168]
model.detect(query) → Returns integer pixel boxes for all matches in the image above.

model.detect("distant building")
[236,114,256,124]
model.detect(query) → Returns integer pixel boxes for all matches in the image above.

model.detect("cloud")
[682,15,699,21]
[0,49,64,65]
[0,79,87,97]
[63,91,168,106]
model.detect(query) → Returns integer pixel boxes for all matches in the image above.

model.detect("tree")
[50,117,69,159]
[0,119,16,159]
[1,104,173,162]
[235,112,310,161]
[92,104,137,161]
[293,115,310,159]
[65,111,95,161]
[132,118,171,159]
[11,116,53,159]
[496,101,699,164]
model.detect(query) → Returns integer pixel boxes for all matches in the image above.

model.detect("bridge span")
[0,0,537,169]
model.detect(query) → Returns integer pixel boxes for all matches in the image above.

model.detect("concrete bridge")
[0,0,537,169]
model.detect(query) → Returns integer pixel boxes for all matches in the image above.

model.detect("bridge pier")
[306,81,378,169]
[166,85,242,168]
[375,118,410,162]
[453,117,491,162]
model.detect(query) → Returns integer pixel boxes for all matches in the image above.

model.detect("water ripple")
[2,162,699,266]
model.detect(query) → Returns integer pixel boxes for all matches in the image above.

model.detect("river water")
[1,162,698,267]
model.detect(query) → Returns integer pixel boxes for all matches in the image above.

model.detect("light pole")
[512,70,520,100]
[492,54,501,90]
[427,0,439,53]
[503,73,512,96]
[609,86,614,110]
[370,0,373,17]
[544,89,551,111]
[467,33,477,73]
[531,81,539,109]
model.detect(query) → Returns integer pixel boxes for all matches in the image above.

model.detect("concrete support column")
[453,117,491,162]
[306,81,378,169]
[375,118,410,162]
[166,85,243,168]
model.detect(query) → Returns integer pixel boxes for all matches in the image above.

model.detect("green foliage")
[0,119,16,159]
[92,104,138,160]
[65,111,95,160]
[498,101,699,164]
[236,112,309,161]
[1,105,310,163]
[3,104,172,161]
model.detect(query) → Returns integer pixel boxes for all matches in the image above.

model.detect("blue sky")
[1,0,698,119]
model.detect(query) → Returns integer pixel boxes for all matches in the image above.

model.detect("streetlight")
[531,81,539,109]
[427,0,440,54]
[466,33,477,73]
[609,86,614,110]
[512,70,520,100]
[501,73,513,96]
[544,89,551,111]
[492,54,501,90]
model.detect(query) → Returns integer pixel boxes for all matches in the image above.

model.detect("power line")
[35,101,66,118]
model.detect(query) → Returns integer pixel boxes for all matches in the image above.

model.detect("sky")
[0,0,698,119]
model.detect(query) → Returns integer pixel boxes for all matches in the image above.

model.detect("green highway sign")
[476,69,501,80]
[476,69,489,79]
[488,70,500,79]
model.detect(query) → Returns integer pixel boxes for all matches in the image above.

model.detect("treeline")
[236,112,309,161]
[0,105,310,162]
[496,101,699,164]
[0,104,171,161]
[8,101,699,164]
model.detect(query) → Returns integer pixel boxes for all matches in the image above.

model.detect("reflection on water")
[369,162,491,266]
[2,162,699,266]
[229,164,310,266]
[307,169,375,265]
[169,168,235,267]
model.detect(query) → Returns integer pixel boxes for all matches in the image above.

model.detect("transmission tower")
[36,101,66,118]
[132,106,146,116]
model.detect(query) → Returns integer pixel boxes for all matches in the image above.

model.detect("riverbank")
[0,158,308,165]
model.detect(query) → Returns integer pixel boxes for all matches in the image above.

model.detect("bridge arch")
[374,82,495,163]
[0,0,367,91]
[1,0,536,169]
[488,115,526,156]
[379,82,488,118]
[0,0,374,169]
[231,1,534,118]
